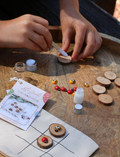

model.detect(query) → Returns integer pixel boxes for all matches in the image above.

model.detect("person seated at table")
[0,0,102,62]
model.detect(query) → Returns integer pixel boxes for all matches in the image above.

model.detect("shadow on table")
[0,46,120,77]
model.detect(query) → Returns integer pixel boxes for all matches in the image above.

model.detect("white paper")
[0,109,99,157]
[0,79,50,130]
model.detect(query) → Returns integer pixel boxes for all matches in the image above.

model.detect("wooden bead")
[92,84,106,94]
[104,71,116,81]
[98,94,113,105]
[96,76,111,87]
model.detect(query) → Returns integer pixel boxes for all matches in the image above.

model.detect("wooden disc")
[104,71,116,81]
[37,135,53,149]
[49,123,66,137]
[114,78,120,87]
[98,94,113,105]
[57,55,71,64]
[96,76,111,87]
[92,84,106,94]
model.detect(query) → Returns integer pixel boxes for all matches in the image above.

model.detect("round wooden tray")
[0,27,120,157]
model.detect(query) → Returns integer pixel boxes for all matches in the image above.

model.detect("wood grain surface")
[0,27,120,157]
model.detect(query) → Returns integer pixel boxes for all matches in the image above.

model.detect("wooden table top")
[0,27,120,157]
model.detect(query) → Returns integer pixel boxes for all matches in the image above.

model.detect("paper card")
[0,79,51,130]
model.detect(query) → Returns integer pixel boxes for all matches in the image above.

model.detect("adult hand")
[0,14,53,51]
[59,0,102,62]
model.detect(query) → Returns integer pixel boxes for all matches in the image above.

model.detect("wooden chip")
[114,78,120,87]
[92,84,106,94]
[37,135,53,149]
[96,76,111,87]
[98,94,113,105]
[57,55,71,64]
[104,71,116,81]
[49,123,66,137]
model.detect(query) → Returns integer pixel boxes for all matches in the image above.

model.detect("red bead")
[41,137,48,143]
[54,86,60,90]
[73,87,77,91]
[60,87,67,92]
[67,89,73,94]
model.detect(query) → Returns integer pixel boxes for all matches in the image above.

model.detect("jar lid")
[26,59,37,71]
[73,104,83,114]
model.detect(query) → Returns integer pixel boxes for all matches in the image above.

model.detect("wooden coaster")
[37,135,53,149]
[114,78,120,87]
[57,55,71,64]
[49,123,66,137]
[92,84,106,94]
[104,71,116,81]
[96,76,111,87]
[98,94,113,105]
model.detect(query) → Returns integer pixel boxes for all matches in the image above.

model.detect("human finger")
[77,31,95,60]
[71,29,86,62]
[61,28,73,52]
[90,32,102,56]
[26,14,49,28]
[25,38,43,52]
[32,22,53,48]
[29,31,48,51]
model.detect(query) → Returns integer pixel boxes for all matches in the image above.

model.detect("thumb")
[61,29,73,52]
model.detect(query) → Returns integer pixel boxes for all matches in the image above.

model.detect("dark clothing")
[0,0,120,39]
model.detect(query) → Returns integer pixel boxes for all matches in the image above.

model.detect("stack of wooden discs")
[92,71,118,105]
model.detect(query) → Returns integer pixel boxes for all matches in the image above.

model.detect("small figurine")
[69,79,75,84]
[51,80,58,84]
[83,82,89,87]
[54,86,60,90]
[67,89,73,94]
[55,125,61,132]
[60,87,67,92]
[41,137,48,143]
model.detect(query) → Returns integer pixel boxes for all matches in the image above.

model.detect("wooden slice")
[92,84,106,94]
[49,123,66,137]
[114,78,120,87]
[104,71,116,81]
[96,76,111,87]
[57,55,71,64]
[37,135,53,149]
[98,94,113,105]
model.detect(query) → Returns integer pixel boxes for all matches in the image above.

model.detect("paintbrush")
[52,41,68,57]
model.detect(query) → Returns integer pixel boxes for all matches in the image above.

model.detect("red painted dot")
[73,87,77,91]
[16,110,20,113]
[67,89,73,94]
[54,86,60,90]
[60,87,67,92]
[11,103,14,106]
[41,137,48,143]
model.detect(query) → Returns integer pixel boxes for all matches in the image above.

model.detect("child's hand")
[0,14,53,51]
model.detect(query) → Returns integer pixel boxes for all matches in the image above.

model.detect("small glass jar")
[14,62,25,80]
